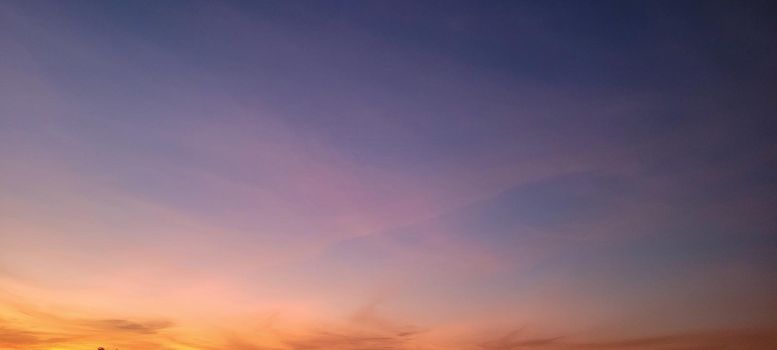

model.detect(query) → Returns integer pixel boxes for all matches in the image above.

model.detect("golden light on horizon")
[2,0,777,349]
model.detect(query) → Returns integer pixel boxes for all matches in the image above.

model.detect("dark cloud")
[0,294,175,348]
[284,330,414,350]
[0,326,45,346]
[0,322,81,348]
[480,329,563,350]
[480,328,777,350]
[85,318,174,335]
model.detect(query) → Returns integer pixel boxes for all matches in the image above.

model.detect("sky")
[1,1,776,349]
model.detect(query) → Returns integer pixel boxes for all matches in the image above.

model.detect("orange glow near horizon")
[2,0,777,349]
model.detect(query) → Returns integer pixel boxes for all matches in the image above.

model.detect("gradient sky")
[1,1,777,349]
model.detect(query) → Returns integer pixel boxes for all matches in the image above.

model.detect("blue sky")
[1,1,776,349]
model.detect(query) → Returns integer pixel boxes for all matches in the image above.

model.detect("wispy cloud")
[1,0,776,349]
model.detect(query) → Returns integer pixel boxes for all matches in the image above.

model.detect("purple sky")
[1,1,776,349]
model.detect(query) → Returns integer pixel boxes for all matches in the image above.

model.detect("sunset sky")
[1,1,776,349]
